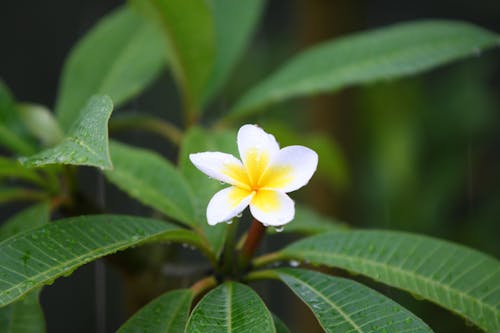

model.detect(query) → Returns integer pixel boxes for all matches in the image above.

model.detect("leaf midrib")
[281,273,364,333]
[226,283,233,333]
[286,249,497,316]
[0,227,173,306]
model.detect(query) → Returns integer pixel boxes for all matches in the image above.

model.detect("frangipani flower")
[189,124,318,227]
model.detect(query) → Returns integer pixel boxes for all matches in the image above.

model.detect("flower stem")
[109,113,183,145]
[238,219,266,272]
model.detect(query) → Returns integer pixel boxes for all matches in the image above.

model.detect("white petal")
[206,186,254,225]
[260,145,318,192]
[189,152,250,189]
[250,190,295,226]
[237,124,279,184]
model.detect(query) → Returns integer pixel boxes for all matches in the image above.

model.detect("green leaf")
[186,281,275,333]
[280,230,500,332]
[18,104,63,147]
[20,95,114,170]
[272,314,290,333]
[105,141,197,226]
[0,202,50,242]
[117,289,193,333]
[55,5,166,130]
[0,202,50,332]
[229,20,500,118]
[203,0,266,102]
[0,290,45,333]
[276,268,432,333]
[178,127,237,255]
[0,82,36,155]
[269,205,347,236]
[0,157,45,187]
[135,0,215,115]
[0,215,185,307]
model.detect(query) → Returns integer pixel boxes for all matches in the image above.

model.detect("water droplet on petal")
[274,226,284,233]
[225,220,233,225]
[236,213,243,218]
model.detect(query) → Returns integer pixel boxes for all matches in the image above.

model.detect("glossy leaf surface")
[20,96,114,170]
[277,268,432,333]
[0,215,183,306]
[105,141,197,226]
[281,230,500,332]
[0,202,50,332]
[186,281,275,333]
[230,21,500,118]
[118,289,193,333]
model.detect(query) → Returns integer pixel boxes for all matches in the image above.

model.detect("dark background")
[1,0,499,332]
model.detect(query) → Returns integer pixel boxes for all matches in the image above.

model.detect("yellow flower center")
[223,148,294,211]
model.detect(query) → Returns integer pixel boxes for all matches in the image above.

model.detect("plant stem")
[252,251,285,269]
[0,188,48,203]
[238,219,266,272]
[244,269,279,282]
[109,114,183,145]
[190,275,217,298]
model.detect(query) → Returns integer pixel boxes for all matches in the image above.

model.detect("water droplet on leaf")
[274,226,284,233]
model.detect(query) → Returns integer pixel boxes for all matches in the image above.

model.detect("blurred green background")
[1,0,499,332]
